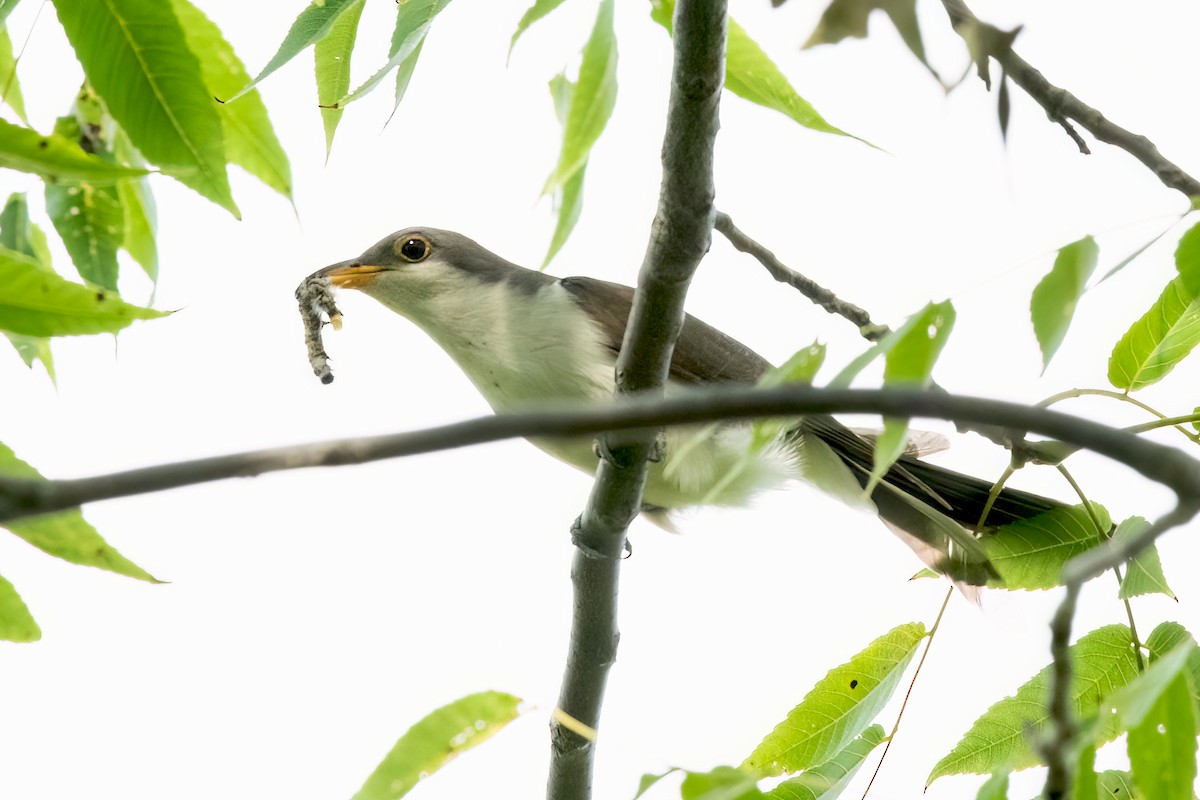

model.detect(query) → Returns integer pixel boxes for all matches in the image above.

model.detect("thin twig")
[3,387,1199,523]
[939,0,1200,200]
[860,586,954,799]
[713,211,889,341]
[546,1,729,798]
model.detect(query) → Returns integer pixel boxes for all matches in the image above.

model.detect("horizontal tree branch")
[3,386,1199,523]
[940,0,1200,200]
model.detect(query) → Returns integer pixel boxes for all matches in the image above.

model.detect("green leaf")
[973,770,1008,800]
[0,193,54,378]
[1108,275,1200,391]
[0,0,21,25]
[927,625,1140,783]
[0,247,167,336]
[1175,220,1200,297]
[543,73,588,267]
[44,116,123,292]
[1098,771,1140,799]
[1112,516,1175,600]
[979,504,1110,591]
[870,301,955,491]
[351,691,523,800]
[1110,647,1197,800]
[802,0,935,81]
[650,0,856,140]
[542,0,616,194]
[388,35,425,121]
[0,118,148,183]
[680,767,762,800]
[743,623,925,776]
[0,572,41,642]
[510,0,571,57]
[634,769,681,799]
[170,0,292,200]
[0,26,28,123]
[1030,235,1099,371]
[115,165,158,281]
[1074,742,1099,800]
[315,0,365,157]
[0,442,157,581]
[228,0,363,102]
[763,725,886,800]
[51,0,237,215]
[1146,622,1200,716]
[339,0,453,108]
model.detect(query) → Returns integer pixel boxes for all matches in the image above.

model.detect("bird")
[301,226,1063,587]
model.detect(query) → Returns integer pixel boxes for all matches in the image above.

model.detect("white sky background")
[2,0,1200,798]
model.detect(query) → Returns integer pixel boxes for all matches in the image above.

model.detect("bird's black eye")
[395,235,430,262]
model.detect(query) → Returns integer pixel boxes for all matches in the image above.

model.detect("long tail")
[794,415,1063,586]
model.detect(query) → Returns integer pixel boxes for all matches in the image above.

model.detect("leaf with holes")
[927,625,1140,783]
[351,691,523,800]
[980,504,1110,591]
[1030,235,1099,371]
[743,623,924,776]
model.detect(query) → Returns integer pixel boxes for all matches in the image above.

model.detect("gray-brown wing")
[559,276,771,385]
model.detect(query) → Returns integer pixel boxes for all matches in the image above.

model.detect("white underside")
[364,274,795,509]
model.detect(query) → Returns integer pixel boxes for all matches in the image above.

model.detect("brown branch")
[547,1,729,798]
[714,211,889,342]
[4,386,1199,523]
[939,0,1200,200]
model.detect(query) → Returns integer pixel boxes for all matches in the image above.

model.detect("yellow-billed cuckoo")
[300,226,1062,586]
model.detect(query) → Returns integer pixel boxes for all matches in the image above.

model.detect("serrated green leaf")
[1125,673,1196,800]
[0,571,40,642]
[0,247,166,336]
[650,0,856,140]
[51,0,237,215]
[0,118,148,183]
[1147,622,1200,717]
[973,770,1008,800]
[170,0,292,199]
[1175,221,1200,297]
[1030,235,1099,371]
[338,0,452,108]
[979,504,1110,591]
[1112,516,1175,599]
[763,725,885,800]
[1,193,54,378]
[315,0,364,157]
[634,769,681,799]
[743,623,925,776]
[44,116,123,291]
[0,0,21,25]
[870,301,955,492]
[351,691,523,800]
[0,26,28,123]
[681,767,762,800]
[1108,275,1200,391]
[927,625,1140,783]
[510,0,571,57]
[1106,639,1195,729]
[228,0,363,102]
[802,0,934,80]
[542,0,616,194]
[0,442,157,581]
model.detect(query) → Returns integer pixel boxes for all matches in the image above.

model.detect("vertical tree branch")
[546,1,728,798]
